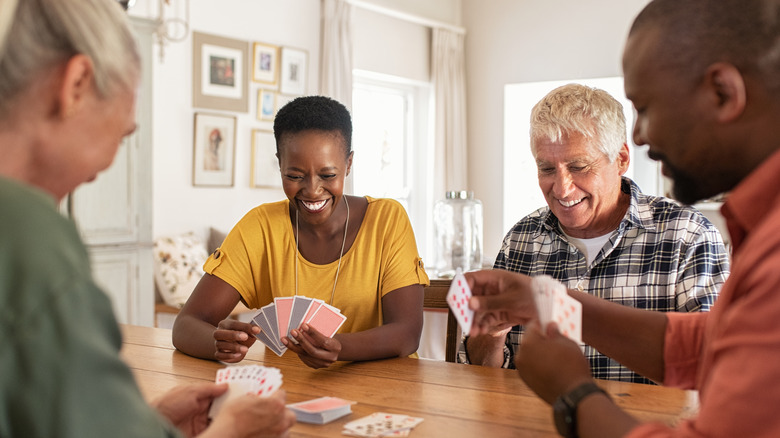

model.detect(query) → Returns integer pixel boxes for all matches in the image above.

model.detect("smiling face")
[535,131,630,238]
[277,129,353,227]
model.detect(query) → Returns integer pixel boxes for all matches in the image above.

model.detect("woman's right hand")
[213,319,261,363]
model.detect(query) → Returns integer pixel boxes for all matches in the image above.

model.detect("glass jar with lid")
[432,191,483,278]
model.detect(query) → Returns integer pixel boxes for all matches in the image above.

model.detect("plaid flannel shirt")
[459,178,730,383]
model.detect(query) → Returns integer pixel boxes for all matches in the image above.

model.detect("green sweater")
[0,177,179,437]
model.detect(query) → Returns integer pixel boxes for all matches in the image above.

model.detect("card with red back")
[302,298,324,325]
[446,268,474,334]
[274,297,294,342]
[306,303,346,338]
[289,396,354,414]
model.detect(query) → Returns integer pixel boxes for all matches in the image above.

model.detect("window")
[352,71,433,258]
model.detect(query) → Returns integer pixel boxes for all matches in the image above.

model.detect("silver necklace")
[295,196,349,305]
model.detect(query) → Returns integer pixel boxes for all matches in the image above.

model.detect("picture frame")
[192,112,236,187]
[279,47,308,96]
[251,129,281,188]
[257,89,276,122]
[192,31,249,112]
[252,42,279,86]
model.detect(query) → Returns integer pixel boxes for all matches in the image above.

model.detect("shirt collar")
[540,177,652,236]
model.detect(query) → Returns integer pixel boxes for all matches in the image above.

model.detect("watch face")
[553,397,576,438]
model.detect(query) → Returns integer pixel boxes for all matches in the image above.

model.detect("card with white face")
[209,365,283,418]
[446,268,474,334]
[531,275,582,343]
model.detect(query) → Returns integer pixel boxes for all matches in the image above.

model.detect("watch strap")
[563,381,609,407]
[553,382,609,438]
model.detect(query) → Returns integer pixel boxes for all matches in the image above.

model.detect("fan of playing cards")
[252,296,347,356]
[531,275,582,343]
[208,365,283,418]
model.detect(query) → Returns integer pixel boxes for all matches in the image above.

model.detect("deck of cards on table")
[287,396,355,424]
[446,268,474,333]
[531,275,582,343]
[252,295,347,356]
[342,412,424,437]
[208,365,283,417]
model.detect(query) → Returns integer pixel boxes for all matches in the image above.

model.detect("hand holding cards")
[531,275,582,343]
[446,268,474,333]
[252,295,347,356]
[208,365,283,418]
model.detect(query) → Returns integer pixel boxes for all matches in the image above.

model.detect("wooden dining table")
[121,324,699,437]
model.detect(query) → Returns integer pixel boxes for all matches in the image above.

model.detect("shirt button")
[576,284,584,292]
[213,249,221,259]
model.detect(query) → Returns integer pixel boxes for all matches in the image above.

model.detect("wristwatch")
[552,382,609,438]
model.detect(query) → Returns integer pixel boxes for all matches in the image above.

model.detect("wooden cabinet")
[64,17,157,326]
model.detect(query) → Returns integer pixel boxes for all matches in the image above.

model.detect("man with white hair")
[461,83,730,384]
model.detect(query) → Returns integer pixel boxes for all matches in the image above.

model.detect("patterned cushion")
[153,232,208,308]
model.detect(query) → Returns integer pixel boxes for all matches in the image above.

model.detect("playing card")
[287,396,355,424]
[552,294,582,344]
[343,412,424,437]
[287,296,314,336]
[306,303,347,337]
[254,326,287,356]
[252,308,287,355]
[261,302,281,343]
[446,268,474,334]
[274,297,294,342]
[531,275,582,343]
[302,298,324,325]
[209,365,283,418]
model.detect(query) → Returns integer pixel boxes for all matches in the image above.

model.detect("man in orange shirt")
[465,0,780,437]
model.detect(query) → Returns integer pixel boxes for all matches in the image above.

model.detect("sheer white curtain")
[432,27,468,195]
[320,0,354,110]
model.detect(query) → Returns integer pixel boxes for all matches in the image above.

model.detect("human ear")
[57,54,95,119]
[705,62,746,123]
[616,143,630,176]
[346,151,354,176]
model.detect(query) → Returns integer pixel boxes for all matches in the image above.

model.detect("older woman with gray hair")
[0,0,294,436]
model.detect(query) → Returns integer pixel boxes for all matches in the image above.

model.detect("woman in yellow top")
[173,96,429,369]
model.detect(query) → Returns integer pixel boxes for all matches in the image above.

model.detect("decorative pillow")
[153,232,209,308]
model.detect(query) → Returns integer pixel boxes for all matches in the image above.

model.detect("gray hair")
[0,0,140,117]
[529,83,626,162]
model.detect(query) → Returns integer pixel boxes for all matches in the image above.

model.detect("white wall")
[462,0,651,260]
[128,0,461,242]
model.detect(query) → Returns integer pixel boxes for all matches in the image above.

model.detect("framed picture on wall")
[192,112,236,187]
[192,31,249,112]
[257,89,276,121]
[251,129,281,188]
[279,47,308,95]
[252,42,279,86]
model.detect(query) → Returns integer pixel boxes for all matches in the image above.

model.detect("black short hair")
[631,0,780,93]
[273,95,352,156]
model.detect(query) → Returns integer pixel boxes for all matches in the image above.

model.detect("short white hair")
[0,0,139,117]
[529,83,626,162]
